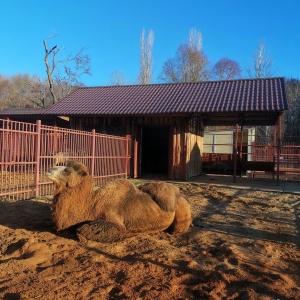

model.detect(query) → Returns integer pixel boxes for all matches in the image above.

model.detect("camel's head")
[46,160,89,188]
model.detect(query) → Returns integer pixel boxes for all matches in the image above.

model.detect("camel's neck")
[53,182,67,198]
[52,176,98,231]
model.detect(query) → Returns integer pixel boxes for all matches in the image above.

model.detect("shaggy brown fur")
[46,160,191,243]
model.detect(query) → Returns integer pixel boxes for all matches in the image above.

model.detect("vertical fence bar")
[126,135,130,177]
[91,129,95,177]
[4,119,10,173]
[1,120,6,172]
[53,126,58,156]
[34,120,41,197]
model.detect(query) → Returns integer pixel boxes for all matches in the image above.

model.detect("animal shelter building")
[44,77,288,180]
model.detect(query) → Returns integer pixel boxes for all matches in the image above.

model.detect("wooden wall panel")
[71,116,203,180]
[185,132,203,179]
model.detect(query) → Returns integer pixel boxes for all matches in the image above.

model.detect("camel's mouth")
[46,166,66,180]
[47,166,65,173]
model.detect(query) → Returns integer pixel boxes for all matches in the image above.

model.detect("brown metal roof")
[0,108,70,127]
[0,108,46,115]
[45,78,288,117]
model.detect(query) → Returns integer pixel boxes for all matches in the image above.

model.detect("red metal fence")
[0,119,132,201]
[203,131,300,181]
[280,143,300,171]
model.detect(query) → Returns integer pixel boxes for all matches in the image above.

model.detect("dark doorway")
[141,126,169,175]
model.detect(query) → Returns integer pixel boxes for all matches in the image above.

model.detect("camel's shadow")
[0,198,55,233]
[0,198,160,243]
[0,198,92,241]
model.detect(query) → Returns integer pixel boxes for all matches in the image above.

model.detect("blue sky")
[1,0,299,86]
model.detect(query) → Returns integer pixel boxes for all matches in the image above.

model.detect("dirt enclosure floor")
[0,179,299,300]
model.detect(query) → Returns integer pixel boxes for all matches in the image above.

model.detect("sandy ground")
[0,179,299,300]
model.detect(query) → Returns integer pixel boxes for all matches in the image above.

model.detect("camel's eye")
[63,167,74,175]
[63,167,70,173]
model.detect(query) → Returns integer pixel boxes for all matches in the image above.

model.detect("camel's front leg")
[76,219,127,243]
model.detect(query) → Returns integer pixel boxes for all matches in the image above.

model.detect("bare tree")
[246,43,275,142]
[0,74,47,110]
[0,75,12,110]
[283,78,300,143]
[138,29,154,84]
[43,40,59,104]
[246,42,273,78]
[159,28,210,83]
[212,57,241,80]
[188,27,202,52]
[43,37,91,104]
[26,76,51,108]
[159,44,210,83]
[159,59,178,83]
[109,71,128,86]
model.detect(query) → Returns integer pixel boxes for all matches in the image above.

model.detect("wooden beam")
[233,122,239,183]
[168,126,174,179]
[277,115,282,186]
[133,135,138,178]
[239,125,243,177]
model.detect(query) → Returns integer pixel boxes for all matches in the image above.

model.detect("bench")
[240,161,275,172]
[240,161,275,178]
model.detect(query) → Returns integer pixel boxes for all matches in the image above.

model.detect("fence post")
[54,125,58,155]
[6,119,11,172]
[91,129,95,177]
[0,119,8,172]
[34,120,41,197]
[126,135,130,177]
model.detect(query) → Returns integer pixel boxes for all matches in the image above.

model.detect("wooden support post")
[133,125,141,178]
[239,125,243,177]
[273,124,277,180]
[133,137,138,178]
[168,126,174,180]
[233,122,239,183]
[277,115,282,186]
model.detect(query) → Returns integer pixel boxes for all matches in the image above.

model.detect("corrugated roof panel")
[0,108,45,115]
[44,78,288,116]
